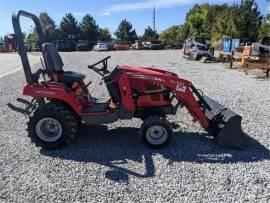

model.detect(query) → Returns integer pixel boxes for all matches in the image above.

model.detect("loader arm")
[128,72,210,129]
[144,67,179,77]
[128,71,246,148]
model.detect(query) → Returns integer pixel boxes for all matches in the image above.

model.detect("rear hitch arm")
[7,98,42,116]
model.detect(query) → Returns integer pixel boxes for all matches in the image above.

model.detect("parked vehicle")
[114,43,129,50]
[142,41,151,49]
[143,40,164,50]
[251,37,270,56]
[131,41,144,50]
[183,37,213,60]
[76,40,90,51]
[239,38,253,47]
[0,41,5,52]
[56,40,75,52]
[93,42,109,51]
[150,40,164,50]
[4,33,16,52]
[165,41,184,50]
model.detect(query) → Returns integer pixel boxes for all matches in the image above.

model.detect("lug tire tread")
[140,116,172,148]
[27,102,78,149]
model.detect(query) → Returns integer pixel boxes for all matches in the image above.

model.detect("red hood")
[119,65,167,75]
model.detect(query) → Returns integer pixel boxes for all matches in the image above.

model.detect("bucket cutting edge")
[203,96,247,149]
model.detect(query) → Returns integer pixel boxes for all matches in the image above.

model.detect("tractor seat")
[42,43,85,85]
[58,71,85,84]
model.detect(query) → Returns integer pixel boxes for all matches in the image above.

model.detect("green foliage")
[98,28,112,42]
[26,33,38,47]
[114,19,137,43]
[39,12,58,42]
[80,14,99,43]
[159,26,180,44]
[210,5,240,40]
[237,0,262,41]
[182,0,263,42]
[260,14,270,37]
[177,23,190,41]
[186,4,209,37]
[159,24,188,45]
[143,26,159,40]
[59,13,80,40]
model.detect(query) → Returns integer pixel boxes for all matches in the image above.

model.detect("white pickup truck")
[93,43,109,51]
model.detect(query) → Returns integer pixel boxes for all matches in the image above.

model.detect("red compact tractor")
[9,11,247,149]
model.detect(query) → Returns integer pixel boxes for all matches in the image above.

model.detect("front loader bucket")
[203,96,247,149]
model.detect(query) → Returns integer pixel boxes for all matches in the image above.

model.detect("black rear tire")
[27,102,78,149]
[140,116,172,148]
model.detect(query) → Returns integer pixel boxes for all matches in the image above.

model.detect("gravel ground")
[0,50,269,202]
[0,53,41,78]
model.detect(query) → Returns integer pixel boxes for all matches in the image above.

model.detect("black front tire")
[27,102,78,149]
[140,116,172,148]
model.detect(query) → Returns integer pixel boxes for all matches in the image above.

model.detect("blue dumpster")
[223,39,240,52]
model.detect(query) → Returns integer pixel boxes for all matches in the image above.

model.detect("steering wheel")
[88,56,111,76]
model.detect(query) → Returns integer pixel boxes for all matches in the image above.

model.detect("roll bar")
[12,10,45,84]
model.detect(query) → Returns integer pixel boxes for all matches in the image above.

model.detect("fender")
[23,84,83,115]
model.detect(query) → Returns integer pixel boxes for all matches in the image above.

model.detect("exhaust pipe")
[203,96,247,149]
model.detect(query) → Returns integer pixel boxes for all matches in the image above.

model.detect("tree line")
[26,0,270,47]
[27,12,112,47]
[27,12,159,46]
[160,0,270,45]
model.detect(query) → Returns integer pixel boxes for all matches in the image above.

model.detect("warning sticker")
[176,83,186,92]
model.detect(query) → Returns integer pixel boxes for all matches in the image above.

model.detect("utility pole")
[152,6,156,32]
[229,8,234,69]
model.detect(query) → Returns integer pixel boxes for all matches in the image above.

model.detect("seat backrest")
[42,43,64,74]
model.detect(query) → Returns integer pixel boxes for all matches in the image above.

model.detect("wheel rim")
[36,118,62,142]
[146,125,168,145]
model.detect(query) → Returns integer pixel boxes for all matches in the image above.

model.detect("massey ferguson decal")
[35,90,56,95]
[131,74,162,81]
[176,82,187,92]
